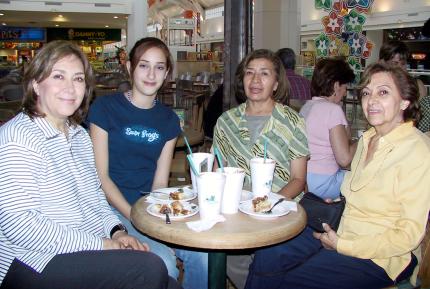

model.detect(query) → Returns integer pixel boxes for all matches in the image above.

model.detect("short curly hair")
[310,57,355,97]
[357,62,420,123]
[235,49,289,103]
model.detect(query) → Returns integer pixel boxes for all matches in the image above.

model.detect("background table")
[131,197,307,289]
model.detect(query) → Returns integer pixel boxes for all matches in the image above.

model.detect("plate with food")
[239,195,290,219]
[147,201,199,220]
[239,191,280,203]
[150,187,196,202]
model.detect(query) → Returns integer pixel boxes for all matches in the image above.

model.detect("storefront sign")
[47,28,121,41]
[0,27,45,42]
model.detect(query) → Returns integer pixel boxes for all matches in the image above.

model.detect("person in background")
[245,62,430,289]
[276,48,311,109]
[299,57,357,199]
[88,37,207,289]
[0,40,180,289]
[213,49,309,289]
[379,40,429,132]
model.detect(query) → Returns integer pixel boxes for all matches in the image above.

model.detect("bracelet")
[110,224,128,238]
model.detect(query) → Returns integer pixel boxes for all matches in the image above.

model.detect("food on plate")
[158,204,171,214]
[169,188,185,200]
[252,195,271,212]
[154,201,191,216]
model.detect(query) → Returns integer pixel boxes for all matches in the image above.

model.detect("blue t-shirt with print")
[88,92,181,204]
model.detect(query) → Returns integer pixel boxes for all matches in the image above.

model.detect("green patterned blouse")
[213,102,309,200]
[418,95,430,133]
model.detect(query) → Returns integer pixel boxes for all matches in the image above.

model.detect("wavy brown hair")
[357,62,420,123]
[22,40,94,125]
[235,49,289,104]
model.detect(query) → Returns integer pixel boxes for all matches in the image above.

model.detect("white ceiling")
[0,0,224,29]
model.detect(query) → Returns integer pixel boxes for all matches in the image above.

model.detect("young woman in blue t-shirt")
[88,37,208,289]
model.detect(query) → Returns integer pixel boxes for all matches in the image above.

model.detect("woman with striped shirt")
[0,40,180,289]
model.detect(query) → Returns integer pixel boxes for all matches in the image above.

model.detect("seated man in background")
[276,48,311,110]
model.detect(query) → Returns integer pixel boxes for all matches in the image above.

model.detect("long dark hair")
[128,37,173,86]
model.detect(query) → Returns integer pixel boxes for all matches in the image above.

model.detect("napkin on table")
[186,215,226,232]
[283,200,298,212]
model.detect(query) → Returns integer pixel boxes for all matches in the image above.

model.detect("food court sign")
[0,27,45,41]
[47,28,121,41]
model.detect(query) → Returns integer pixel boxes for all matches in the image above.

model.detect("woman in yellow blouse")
[245,62,430,289]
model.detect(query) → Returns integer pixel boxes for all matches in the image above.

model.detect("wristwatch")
[110,224,128,238]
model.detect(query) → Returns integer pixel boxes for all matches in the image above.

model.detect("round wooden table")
[131,197,306,249]
[131,196,306,289]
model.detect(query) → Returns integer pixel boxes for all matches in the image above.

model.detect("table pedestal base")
[209,252,226,289]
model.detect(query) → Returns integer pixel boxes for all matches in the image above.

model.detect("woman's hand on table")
[313,223,339,250]
[103,232,150,251]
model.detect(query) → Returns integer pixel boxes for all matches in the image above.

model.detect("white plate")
[240,191,279,203]
[146,202,199,220]
[239,196,290,219]
[149,187,196,202]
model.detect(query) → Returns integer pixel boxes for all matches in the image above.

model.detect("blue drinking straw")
[264,139,267,163]
[184,135,193,157]
[214,146,224,173]
[187,154,200,177]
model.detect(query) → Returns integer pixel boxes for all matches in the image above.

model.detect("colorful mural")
[314,0,374,81]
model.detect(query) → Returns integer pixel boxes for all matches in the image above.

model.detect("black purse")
[299,192,346,233]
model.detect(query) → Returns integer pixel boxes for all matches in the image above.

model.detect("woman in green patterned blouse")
[212,48,309,289]
[213,49,309,201]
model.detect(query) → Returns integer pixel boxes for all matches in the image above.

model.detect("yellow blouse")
[338,122,430,280]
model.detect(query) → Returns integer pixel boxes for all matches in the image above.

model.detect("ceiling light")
[2,23,6,26]
[105,25,109,28]
[113,16,118,19]
[55,24,59,27]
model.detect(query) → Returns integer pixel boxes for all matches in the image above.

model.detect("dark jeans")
[245,227,417,289]
[1,250,182,289]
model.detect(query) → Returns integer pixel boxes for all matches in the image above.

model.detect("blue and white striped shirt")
[0,113,121,283]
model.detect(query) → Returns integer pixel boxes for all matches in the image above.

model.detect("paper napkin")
[186,215,226,232]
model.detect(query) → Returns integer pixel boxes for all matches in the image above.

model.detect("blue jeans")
[245,227,417,289]
[115,209,208,289]
[307,169,346,200]
[114,209,179,279]
[176,249,208,289]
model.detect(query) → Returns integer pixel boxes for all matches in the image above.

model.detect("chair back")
[117,81,131,93]
[0,108,15,125]
[3,85,24,101]
[0,100,22,113]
